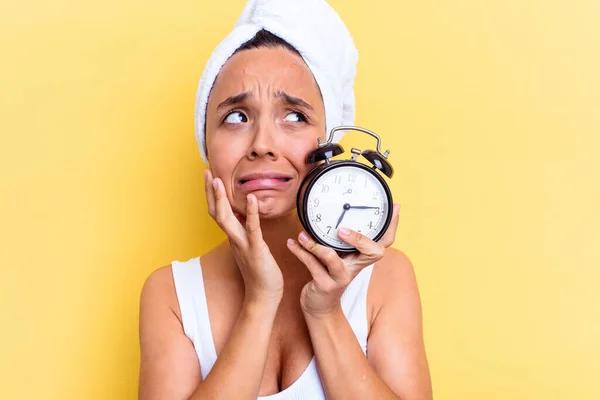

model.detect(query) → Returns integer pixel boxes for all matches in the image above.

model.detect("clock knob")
[306,142,344,164]
[361,150,394,178]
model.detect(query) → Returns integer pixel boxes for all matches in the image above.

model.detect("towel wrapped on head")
[194,0,359,164]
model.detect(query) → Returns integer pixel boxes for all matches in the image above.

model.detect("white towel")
[194,0,359,164]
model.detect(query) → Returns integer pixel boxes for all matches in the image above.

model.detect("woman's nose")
[247,124,279,160]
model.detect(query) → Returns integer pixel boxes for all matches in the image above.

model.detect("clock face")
[305,165,391,250]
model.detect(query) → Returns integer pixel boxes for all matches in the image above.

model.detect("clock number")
[334,175,342,184]
[368,221,373,229]
[326,226,332,234]
[316,214,322,223]
[374,207,380,215]
[364,178,368,188]
[321,185,330,193]
[313,198,320,207]
[348,173,356,183]
[372,191,379,200]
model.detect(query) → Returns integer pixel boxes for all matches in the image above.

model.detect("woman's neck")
[259,211,312,282]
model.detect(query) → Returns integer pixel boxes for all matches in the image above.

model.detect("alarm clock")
[296,126,394,253]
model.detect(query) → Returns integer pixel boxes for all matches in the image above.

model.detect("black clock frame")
[296,160,394,253]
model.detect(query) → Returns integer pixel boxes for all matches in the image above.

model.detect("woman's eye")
[283,111,307,123]
[224,111,248,124]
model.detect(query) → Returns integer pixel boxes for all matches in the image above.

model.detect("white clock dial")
[306,165,390,249]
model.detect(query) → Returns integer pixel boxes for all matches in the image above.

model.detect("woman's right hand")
[204,170,284,307]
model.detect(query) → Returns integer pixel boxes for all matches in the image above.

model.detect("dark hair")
[235,29,300,56]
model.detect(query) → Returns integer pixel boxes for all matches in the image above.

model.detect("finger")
[245,194,263,249]
[213,177,245,243]
[378,203,400,248]
[204,169,216,218]
[286,238,332,284]
[235,213,246,225]
[337,226,384,260]
[297,232,349,284]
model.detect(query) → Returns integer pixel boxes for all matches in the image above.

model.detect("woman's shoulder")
[368,247,418,325]
[142,241,231,288]
[140,263,182,324]
[372,247,415,287]
[140,241,238,319]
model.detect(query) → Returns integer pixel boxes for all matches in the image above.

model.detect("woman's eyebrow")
[217,91,253,110]
[274,90,314,111]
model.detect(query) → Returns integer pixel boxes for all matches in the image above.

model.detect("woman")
[138,1,432,399]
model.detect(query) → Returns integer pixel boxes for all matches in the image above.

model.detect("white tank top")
[171,256,374,400]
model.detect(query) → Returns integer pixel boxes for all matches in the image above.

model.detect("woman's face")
[205,46,326,218]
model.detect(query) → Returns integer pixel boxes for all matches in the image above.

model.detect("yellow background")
[1,0,599,398]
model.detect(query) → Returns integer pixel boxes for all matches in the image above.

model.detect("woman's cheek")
[298,133,321,157]
[209,131,247,160]
[291,145,319,177]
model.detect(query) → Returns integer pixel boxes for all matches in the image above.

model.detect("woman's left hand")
[287,204,400,318]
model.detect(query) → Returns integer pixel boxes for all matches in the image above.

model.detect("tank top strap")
[171,257,218,380]
[340,264,374,354]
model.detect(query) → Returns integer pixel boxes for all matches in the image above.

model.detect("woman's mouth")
[238,173,293,191]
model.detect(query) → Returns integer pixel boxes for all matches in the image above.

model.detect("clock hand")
[335,203,352,229]
[348,205,380,210]
[335,209,347,229]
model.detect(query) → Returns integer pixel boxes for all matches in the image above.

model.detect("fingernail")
[298,232,309,243]
[247,194,254,204]
[287,238,295,246]
[339,227,350,236]
[212,179,219,190]
[204,170,209,180]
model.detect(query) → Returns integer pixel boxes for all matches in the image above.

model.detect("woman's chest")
[205,279,315,394]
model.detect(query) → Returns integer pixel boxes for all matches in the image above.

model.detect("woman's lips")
[238,176,293,191]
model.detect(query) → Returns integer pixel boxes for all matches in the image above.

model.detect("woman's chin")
[232,196,296,221]
[257,200,297,220]
[232,192,297,220]
[258,209,297,221]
